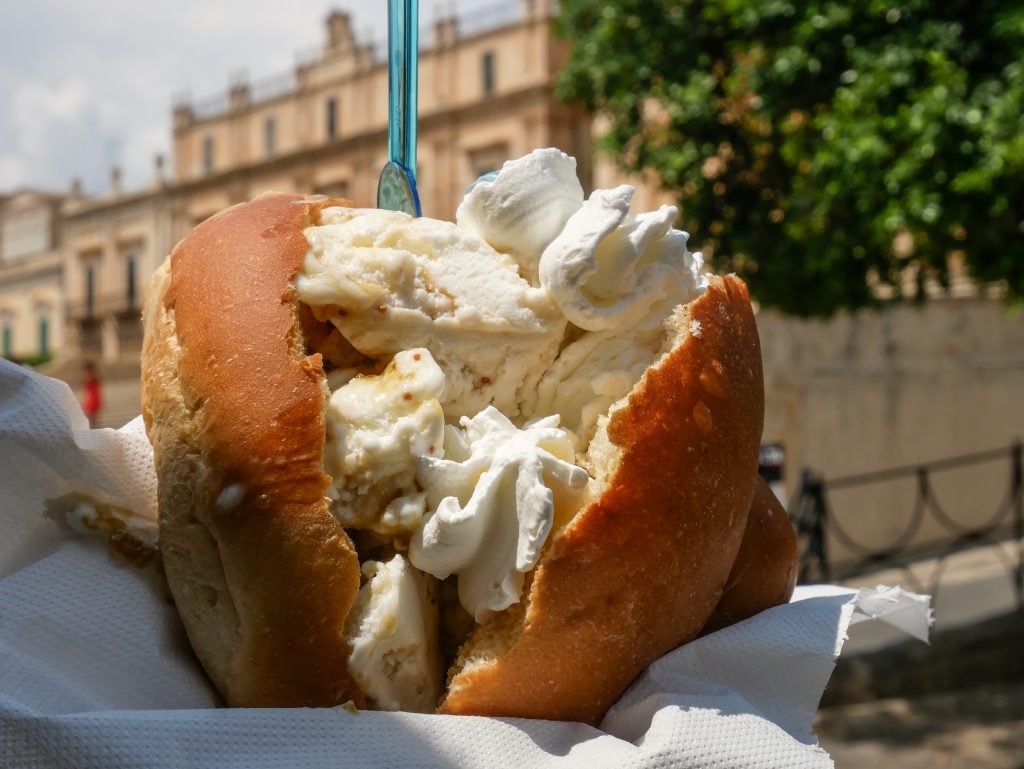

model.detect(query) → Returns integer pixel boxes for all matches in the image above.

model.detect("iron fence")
[791,441,1023,609]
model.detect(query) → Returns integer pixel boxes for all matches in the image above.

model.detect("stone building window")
[1,205,51,262]
[126,253,137,309]
[326,97,338,140]
[37,309,49,358]
[482,51,496,97]
[85,262,96,318]
[265,116,276,158]
[202,135,215,174]
[1,312,12,358]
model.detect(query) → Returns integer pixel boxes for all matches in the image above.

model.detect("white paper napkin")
[0,360,932,768]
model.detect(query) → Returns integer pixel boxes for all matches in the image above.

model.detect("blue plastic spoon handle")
[388,0,418,176]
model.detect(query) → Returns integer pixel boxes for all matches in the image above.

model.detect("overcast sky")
[0,1,492,196]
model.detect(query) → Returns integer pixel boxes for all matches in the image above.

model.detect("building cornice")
[62,187,172,224]
[0,250,62,282]
[59,81,558,221]
[168,84,557,197]
[176,10,553,131]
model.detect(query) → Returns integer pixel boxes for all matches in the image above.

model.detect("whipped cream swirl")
[409,406,589,622]
[539,185,706,332]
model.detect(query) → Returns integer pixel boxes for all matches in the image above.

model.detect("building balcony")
[66,292,143,362]
[77,317,102,358]
[66,292,142,323]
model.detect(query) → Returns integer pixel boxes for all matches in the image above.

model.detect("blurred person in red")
[82,362,102,427]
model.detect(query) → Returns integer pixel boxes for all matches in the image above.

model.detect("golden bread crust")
[440,275,764,724]
[142,193,774,721]
[141,193,365,707]
[701,476,798,634]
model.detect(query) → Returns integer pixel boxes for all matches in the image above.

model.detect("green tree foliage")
[555,0,1024,316]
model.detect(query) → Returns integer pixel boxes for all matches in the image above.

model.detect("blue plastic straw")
[389,0,417,175]
[377,0,421,216]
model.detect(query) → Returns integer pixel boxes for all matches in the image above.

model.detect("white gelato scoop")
[456,148,584,284]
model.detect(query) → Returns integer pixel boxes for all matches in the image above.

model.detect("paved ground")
[813,541,1023,768]
[816,684,1024,769]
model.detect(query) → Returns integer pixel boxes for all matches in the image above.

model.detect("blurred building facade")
[5,0,651,427]
[0,190,67,366]
[168,4,599,224]
[3,0,673,427]
[0,1,1020,570]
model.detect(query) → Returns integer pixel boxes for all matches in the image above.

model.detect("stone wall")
[757,296,1024,563]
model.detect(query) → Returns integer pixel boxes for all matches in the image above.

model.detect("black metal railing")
[791,441,1024,609]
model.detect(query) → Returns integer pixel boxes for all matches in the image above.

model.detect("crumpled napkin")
[0,361,932,768]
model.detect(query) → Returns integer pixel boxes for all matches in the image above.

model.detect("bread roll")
[142,191,773,722]
[701,477,799,636]
[142,195,364,707]
[440,274,764,723]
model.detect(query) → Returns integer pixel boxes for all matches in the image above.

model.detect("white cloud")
[0,156,31,190]
[0,78,104,193]
[12,79,95,155]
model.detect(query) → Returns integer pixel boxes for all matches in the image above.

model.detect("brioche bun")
[701,477,799,636]
[142,194,364,707]
[142,192,784,723]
